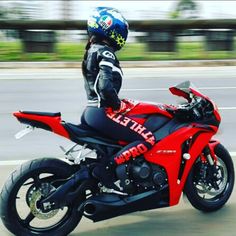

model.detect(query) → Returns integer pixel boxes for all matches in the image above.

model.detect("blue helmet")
[87,7,129,50]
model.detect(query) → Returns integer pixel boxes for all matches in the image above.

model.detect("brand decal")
[107,113,156,165]
[156,150,177,155]
[99,15,113,30]
[88,17,99,29]
[102,51,115,60]
[114,143,148,165]
[107,113,155,146]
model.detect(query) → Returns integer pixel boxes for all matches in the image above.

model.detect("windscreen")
[169,81,207,102]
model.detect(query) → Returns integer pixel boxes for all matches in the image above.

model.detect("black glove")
[174,98,206,121]
[174,106,193,121]
[175,103,203,121]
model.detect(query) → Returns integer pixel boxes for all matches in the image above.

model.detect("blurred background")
[1,0,236,61]
[1,3,236,235]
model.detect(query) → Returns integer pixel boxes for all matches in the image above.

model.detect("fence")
[0,19,236,53]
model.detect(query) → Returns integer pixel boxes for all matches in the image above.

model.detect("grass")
[0,41,236,61]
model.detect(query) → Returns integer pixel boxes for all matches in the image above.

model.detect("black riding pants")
[81,107,155,165]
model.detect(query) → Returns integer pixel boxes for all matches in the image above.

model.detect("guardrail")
[1,19,236,53]
[1,19,236,30]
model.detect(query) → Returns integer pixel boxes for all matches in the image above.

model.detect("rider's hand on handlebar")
[106,99,135,115]
[174,105,193,121]
[174,98,206,121]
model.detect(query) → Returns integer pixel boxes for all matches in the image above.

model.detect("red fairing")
[190,88,209,100]
[190,88,221,123]
[127,102,173,118]
[144,125,215,206]
[13,112,69,139]
[169,87,191,102]
[208,139,220,150]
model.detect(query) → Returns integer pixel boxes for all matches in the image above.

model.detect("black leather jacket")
[82,43,122,110]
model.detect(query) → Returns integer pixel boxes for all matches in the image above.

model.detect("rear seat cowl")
[20,111,61,117]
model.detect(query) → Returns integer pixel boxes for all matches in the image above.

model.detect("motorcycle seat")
[64,123,101,138]
[63,123,120,146]
[20,111,61,117]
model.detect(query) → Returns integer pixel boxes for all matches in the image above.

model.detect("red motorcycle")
[0,81,234,236]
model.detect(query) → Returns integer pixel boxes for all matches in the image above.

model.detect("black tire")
[184,143,235,212]
[0,158,84,236]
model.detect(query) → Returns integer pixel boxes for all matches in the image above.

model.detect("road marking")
[1,152,236,166]
[123,86,236,91]
[123,87,236,110]
[200,87,236,90]
[0,160,28,166]
[123,88,168,91]
[219,107,236,110]
[0,158,68,166]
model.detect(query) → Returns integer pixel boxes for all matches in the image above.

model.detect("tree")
[0,2,27,20]
[170,0,199,19]
[0,4,8,20]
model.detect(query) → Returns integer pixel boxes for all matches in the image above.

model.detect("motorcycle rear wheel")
[0,158,84,236]
[184,143,234,212]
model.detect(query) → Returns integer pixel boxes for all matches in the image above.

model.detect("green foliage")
[0,2,26,20]
[169,11,180,19]
[170,0,199,19]
[176,0,198,12]
[0,41,236,62]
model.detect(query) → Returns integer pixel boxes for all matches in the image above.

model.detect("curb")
[1,60,236,69]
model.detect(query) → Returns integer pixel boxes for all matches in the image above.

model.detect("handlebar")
[167,96,214,121]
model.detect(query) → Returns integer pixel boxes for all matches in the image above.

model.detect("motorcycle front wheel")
[184,143,234,212]
[0,158,84,236]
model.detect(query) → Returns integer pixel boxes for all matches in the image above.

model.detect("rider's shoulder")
[96,44,116,61]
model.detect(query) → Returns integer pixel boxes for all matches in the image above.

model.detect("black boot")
[92,162,121,191]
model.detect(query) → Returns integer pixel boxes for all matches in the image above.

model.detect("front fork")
[202,146,217,165]
[201,140,220,164]
[200,141,220,190]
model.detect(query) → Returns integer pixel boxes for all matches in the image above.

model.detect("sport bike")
[0,81,234,236]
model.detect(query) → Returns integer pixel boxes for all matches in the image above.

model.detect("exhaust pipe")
[82,188,169,222]
[83,202,97,216]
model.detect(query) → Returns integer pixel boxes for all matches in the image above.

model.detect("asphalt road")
[1,66,236,161]
[0,66,236,235]
[0,162,235,236]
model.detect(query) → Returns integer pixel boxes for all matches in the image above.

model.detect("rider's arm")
[97,48,121,110]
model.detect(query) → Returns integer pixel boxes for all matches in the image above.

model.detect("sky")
[2,1,236,20]
[72,1,236,19]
